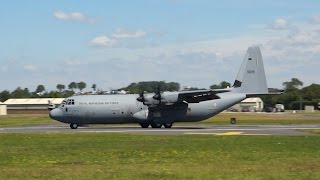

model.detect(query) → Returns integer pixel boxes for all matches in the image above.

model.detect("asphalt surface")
[1,124,320,136]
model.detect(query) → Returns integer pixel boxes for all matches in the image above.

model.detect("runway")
[1,124,320,136]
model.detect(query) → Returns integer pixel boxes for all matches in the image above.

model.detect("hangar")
[4,98,64,114]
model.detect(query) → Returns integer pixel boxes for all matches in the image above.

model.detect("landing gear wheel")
[70,123,78,129]
[139,122,150,128]
[150,122,162,128]
[163,123,173,128]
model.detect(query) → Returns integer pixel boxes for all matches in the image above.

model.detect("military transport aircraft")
[49,46,271,129]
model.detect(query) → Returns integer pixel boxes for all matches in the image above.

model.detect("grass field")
[0,133,320,179]
[1,113,320,179]
[1,112,320,127]
[301,129,320,134]
[0,114,53,127]
[194,112,320,125]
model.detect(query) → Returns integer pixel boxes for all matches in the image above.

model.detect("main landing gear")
[139,122,173,128]
[70,123,78,129]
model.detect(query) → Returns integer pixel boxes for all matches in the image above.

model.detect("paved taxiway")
[1,124,320,136]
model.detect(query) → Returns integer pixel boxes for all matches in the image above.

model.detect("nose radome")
[49,108,64,121]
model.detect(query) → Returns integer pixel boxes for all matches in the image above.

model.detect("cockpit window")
[65,99,75,105]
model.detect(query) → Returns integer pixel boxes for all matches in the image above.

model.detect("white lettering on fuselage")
[79,102,119,105]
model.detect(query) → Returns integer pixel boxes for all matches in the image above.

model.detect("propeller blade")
[47,100,56,111]
[153,85,162,101]
[136,91,145,102]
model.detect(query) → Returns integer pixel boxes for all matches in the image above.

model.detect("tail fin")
[232,46,268,95]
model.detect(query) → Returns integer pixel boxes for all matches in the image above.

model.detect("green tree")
[121,81,180,94]
[220,81,231,88]
[210,84,220,89]
[0,90,11,102]
[283,78,303,92]
[210,81,231,89]
[35,85,45,93]
[92,84,97,91]
[271,78,303,109]
[68,82,77,91]
[44,91,64,98]
[77,81,86,91]
[166,82,180,91]
[301,84,320,101]
[56,84,65,92]
[11,87,30,98]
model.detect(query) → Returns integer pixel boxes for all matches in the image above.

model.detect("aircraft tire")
[70,123,78,129]
[150,122,162,128]
[140,122,150,128]
[163,123,173,128]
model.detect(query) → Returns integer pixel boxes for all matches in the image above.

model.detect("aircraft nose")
[49,108,64,121]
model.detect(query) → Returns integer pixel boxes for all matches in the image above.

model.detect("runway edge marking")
[185,131,270,136]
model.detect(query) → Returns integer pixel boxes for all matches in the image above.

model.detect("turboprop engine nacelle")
[137,92,180,106]
[133,109,149,120]
[157,92,180,104]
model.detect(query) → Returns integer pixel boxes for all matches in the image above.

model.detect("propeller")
[47,100,56,111]
[136,91,145,102]
[137,86,163,105]
[152,86,162,102]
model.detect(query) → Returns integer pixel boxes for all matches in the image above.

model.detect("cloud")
[90,29,147,48]
[82,15,320,88]
[0,65,8,72]
[112,29,146,39]
[4,14,320,91]
[90,35,116,47]
[53,11,95,23]
[270,18,289,29]
[312,15,320,23]
[23,64,38,72]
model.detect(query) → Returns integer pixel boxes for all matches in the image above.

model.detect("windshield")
[60,98,75,107]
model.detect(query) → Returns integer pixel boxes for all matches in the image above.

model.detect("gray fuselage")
[49,92,246,125]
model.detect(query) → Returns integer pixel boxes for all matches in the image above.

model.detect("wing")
[177,89,230,103]
[137,89,231,106]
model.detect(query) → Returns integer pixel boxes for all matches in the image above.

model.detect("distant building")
[230,97,264,112]
[0,101,7,115]
[4,98,64,114]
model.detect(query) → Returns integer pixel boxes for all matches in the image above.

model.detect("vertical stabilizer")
[232,46,268,95]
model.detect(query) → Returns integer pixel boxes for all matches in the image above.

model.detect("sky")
[1,0,320,92]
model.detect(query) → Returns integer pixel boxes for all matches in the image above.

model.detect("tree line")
[0,81,94,102]
[209,78,320,110]
[262,78,320,110]
[120,81,180,94]
[0,78,319,110]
